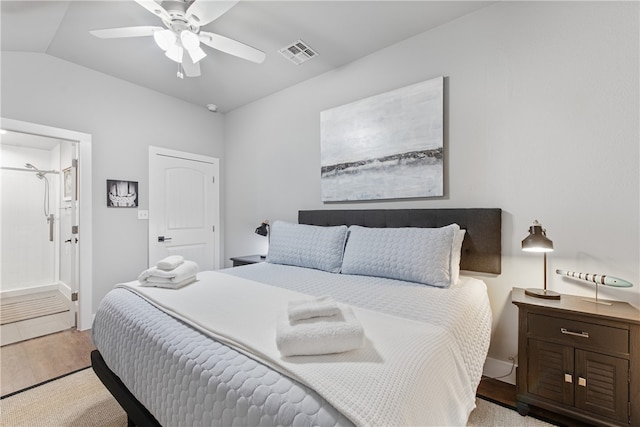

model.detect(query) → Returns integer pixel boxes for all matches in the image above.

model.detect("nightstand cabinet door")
[528,340,574,405]
[575,350,629,423]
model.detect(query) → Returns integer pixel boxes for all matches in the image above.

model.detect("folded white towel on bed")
[138,260,199,285]
[276,305,365,357]
[288,295,339,322]
[156,255,184,271]
[140,275,197,289]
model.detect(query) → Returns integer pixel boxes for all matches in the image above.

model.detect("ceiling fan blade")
[134,0,171,22]
[186,0,239,27]
[199,31,265,64]
[182,51,201,77]
[90,26,162,39]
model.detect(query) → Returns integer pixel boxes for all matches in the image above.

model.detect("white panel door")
[149,147,220,270]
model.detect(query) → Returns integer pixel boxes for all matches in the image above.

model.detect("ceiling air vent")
[278,39,318,65]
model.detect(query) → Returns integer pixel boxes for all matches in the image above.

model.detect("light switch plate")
[138,210,149,220]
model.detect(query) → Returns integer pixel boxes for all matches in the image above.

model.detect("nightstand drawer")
[528,313,629,354]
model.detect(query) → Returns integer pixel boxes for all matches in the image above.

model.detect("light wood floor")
[0,328,95,396]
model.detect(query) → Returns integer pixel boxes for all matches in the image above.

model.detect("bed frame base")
[91,350,160,427]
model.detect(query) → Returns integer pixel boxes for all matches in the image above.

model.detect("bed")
[91,208,501,427]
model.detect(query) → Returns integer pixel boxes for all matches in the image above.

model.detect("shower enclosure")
[0,134,78,345]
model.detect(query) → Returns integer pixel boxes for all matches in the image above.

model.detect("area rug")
[0,368,126,426]
[1,368,554,426]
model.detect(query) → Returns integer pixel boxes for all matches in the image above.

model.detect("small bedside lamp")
[255,220,269,258]
[255,220,269,237]
[522,220,560,300]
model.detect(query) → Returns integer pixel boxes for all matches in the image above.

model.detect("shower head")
[25,163,45,179]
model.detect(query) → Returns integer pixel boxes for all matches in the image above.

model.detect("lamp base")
[525,288,561,300]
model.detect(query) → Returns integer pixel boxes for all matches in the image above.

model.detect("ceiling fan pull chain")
[177,63,184,79]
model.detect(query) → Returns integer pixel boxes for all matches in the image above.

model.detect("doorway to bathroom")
[0,130,79,345]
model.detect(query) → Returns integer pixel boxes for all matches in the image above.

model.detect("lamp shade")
[153,30,176,51]
[255,220,269,236]
[522,221,553,253]
[180,30,200,50]
[165,44,184,63]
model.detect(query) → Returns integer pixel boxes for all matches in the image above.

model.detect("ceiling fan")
[90,0,265,78]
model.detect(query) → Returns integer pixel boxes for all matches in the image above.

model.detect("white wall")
[1,52,225,312]
[224,1,640,371]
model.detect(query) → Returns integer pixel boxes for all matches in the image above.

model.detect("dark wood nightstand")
[512,287,640,426]
[229,254,265,267]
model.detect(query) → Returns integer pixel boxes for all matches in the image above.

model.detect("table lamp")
[522,220,560,300]
[255,220,269,258]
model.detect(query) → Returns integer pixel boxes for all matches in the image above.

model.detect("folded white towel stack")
[156,255,184,271]
[276,304,365,357]
[138,259,199,289]
[140,276,197,289]
[288,295,339,322]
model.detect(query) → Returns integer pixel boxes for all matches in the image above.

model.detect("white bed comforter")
[117,271,482,426]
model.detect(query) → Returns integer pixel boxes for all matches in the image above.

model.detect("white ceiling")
[1,1,494,113]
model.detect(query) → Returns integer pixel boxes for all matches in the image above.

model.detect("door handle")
[158,236,172,242]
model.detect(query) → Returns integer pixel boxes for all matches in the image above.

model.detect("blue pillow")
[267,221,348,273]
[341,224,460,287]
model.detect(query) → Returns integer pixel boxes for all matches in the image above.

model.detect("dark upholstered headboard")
[298,208,502,275]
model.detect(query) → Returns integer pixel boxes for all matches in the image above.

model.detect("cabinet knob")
[578,377,587,387]
[564,373,573,383]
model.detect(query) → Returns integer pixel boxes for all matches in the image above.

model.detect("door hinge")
[212,177,215,183]
[72,225,79,234]
[71,292,78,302]
[212,225,215,232]
[72,158,78,168]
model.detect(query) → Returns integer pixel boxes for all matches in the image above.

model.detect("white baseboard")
[77,313,96,332]
[482,356,517,385]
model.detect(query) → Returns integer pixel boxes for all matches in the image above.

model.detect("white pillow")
[267,221,347,273]
[341,224,461,287]
[450,229,466,285]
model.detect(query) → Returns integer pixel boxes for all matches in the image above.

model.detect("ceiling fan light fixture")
[153,29,176,51]
[165,44,184,63]
[188,46,207,63]
[180,30,200,50]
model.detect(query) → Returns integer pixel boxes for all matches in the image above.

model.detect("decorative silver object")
[556,269,633,305]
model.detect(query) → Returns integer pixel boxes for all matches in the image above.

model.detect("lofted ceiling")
[1,1,494,113]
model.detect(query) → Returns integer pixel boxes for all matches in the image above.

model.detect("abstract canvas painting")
[320,76,443,202]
